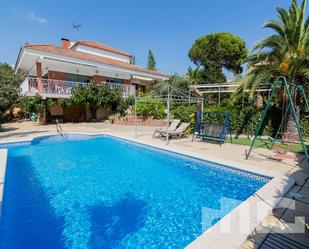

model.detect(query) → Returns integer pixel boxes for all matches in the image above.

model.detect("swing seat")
[198,123,226,144]
[192,112,232,145]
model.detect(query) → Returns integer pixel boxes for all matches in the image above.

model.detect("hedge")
[134,98,308,137]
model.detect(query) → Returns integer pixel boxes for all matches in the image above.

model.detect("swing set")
[245,76,309,162]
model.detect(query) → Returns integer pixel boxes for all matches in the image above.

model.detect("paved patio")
[0,120,308,248]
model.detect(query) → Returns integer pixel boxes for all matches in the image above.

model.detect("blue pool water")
[0,135,269,249]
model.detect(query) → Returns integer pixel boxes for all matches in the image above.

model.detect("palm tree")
[238,0,309,95]
[238,0,309,141]
[187,66,202,85]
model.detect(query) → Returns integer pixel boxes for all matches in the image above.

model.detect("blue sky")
[0,0,300,76]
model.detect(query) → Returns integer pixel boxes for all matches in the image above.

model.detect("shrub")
[202,104,273,136]
[117,96,135,116]
[135,93,165,119]
[20,94,45,114]
[168,102,275,136]
[172,104,196,132]
[69,82,122,119]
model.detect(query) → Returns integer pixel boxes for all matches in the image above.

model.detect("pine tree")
[147,49,157,70]
[201,37,226,84]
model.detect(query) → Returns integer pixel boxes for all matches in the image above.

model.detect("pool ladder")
[55,119,67,138]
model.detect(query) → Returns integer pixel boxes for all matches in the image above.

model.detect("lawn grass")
[227,137,306,154]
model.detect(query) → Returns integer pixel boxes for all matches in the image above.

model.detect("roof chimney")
[61,37,70,49]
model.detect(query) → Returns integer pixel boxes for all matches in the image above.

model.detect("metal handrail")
[106,82,136,96]
[56,119,66,137]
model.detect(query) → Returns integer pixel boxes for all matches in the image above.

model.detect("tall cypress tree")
[147,49,157,70]
[130,55,136,65]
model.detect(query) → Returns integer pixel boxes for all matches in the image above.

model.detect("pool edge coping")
[0,149,8,219]
[0,132,295,249]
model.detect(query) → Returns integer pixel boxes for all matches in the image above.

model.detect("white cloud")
[28,11,47,24]
[14,10,47,24]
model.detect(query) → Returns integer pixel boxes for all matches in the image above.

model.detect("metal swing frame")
[245,76,309,161]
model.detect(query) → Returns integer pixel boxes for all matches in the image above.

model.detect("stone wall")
[63,105,86,122]
[111,115,166,126]
[96,107,112,120]
[49,104,64,116]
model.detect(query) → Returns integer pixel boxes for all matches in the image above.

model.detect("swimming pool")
[0,135,270,249]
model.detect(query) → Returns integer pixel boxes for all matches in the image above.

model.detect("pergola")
[190,82,272,106]
[134,84,204,144]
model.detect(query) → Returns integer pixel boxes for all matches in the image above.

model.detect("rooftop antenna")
[73,21,82,33]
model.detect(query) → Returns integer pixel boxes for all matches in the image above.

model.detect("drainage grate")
[259,233,309,249]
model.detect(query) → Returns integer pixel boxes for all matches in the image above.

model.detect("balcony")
[20,77,136,98]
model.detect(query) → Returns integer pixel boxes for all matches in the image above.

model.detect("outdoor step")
[259,233,309,249]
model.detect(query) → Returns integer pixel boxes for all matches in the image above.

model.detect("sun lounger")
[153,119,180,138]
[161,122,190,139]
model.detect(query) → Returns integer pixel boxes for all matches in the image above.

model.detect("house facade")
[14,38,168,122]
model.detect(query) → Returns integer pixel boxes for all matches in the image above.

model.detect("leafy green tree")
[172,104,196,132]
[216,33,248,75]
[147,49,157,70]
[167,74,190,92]
[136,93,165,119]
[70,82,122,119]
[20,94,45,114]
[153,74,189,95]
[239,0,309,95]
[189,32,248,82]
[117,96,135,116]
[187,66,202,85]
[0,63,21,114]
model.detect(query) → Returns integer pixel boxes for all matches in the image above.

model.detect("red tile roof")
[71,41,131,57]
[24,44,167,77]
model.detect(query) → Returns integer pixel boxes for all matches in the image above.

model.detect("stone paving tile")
[302,178,309,190]
[272,207,286,220]
[281,207,309,225]
[272,196,294,219]
[293,200,309,217]
[298,187,309,205]
[287,186,302,196]
[291,165,309,175]
[289,172,309,186]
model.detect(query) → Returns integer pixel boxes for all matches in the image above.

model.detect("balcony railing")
[107,82,136,97]
[20,77,136,98]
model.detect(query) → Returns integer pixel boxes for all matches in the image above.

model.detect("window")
[106,78,124,84]
[64,73,90,83]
